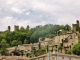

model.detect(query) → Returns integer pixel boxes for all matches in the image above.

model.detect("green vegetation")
[66,41,80,55]
[0,39,9,55]
[0,24,71,55]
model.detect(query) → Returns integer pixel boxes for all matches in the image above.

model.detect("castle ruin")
[14,25,19,31]
[72,20,79,32]
[8,26,11,32]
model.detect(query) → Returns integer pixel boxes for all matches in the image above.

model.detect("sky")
[0,0,80,31]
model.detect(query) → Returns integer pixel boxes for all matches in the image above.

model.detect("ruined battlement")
[14,25,19,31]
[0,25,30,34]
[8,26,11,32]
[72,20,79,32]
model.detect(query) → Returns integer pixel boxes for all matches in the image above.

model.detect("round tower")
[8,26,11,32]
[76,20,79,31]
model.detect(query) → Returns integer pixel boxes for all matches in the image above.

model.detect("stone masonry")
[72,20,79,32]
[0,53,80,60]
[12,32,79,56]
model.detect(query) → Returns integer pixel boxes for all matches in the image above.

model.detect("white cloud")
[0,0,80,31]
[0,16,15,31]
[16,20,31,27]
[1,16,14,24]
[0,8,1,10]
[11,7,23,14]
[0,16,31,31]
[35,21,46,26]
[26,12,30,15]
[6,0,14,4]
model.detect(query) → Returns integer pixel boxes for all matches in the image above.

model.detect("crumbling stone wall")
[8,26,11,32]
[14,25,19,31]
[72,20,79,32]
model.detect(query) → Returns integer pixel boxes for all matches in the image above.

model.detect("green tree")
[24,39,28,44]
[11,40,22,46]
[0,34,6,42]
[19,26,26,32]
[64,24,71,31]
[0,39,9,55]
[72,42,80,55]
[46,34,55,38]
[0,24,71,47]
[66,50,72,54]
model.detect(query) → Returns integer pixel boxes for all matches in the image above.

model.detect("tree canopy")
[0,39,9,55]
[0,24,71,46]
[0,24,72,56]
[72,42,80,55]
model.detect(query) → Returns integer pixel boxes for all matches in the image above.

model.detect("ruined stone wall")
[29,53,80,60]
[16,32,79,55]
[72,24,77,32]
[0,56,28,60]
[18,44,33,52]
[72,20,79,32]
[26,25,29,29]
[14,25,19,31]
[76,20,79,31]
[8,26,11,32]
[40,41,48,47]
[0,54,80,60]
[39,38,53,48]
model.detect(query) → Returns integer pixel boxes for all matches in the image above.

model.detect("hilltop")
[0,20,80,57]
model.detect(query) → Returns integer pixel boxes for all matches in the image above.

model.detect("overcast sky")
[0,0,80,31]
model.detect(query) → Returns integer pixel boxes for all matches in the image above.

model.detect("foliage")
[72,42,80,55]
[59,46,63,51]
[0,24,71,45]
[0,39,9,55]
[0,24,71,55]
[64,24,71,31]
[46,34,55,38]
[24,39,28,44]
[33,47,46,56]
[11,40,22,46]
[19,26,26,32]
[66,50,72,54]
[66,41,80,55]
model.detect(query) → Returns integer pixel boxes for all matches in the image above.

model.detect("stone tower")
[26,25,29,32]
[72,24,76,32]
[27,25,29,29]
[8,26,11,32]
[76,20,79,31]
[72,20,79,32]
[14,25,19,31]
